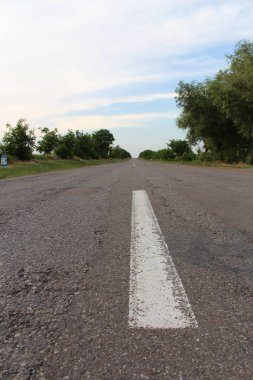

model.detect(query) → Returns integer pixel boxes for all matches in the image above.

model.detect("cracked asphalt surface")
[0,159,253,379]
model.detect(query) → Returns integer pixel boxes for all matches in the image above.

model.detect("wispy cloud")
[52,112,180,133]
[64,92,176,113]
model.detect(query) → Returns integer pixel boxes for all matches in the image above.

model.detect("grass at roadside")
[175,160,253,169]
[143,159,253,169]
[0,158,123,179]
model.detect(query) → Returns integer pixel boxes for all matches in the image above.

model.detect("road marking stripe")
[129,190,198,329]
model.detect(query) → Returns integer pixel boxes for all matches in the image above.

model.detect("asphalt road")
[0,159,253,379]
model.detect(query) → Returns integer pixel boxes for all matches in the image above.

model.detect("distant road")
[1,160,253,379]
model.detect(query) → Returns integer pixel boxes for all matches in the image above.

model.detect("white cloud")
[65,92,176,112]
[52,112,180,133]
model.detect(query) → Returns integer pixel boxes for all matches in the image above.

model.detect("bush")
[37,128,59,154]
[245,152,253,164]
[54,130,76,159]
[163,148,176,160]
[168,139,192,157]
[2,119,36,160]
[109,145,131,159]
[197,151,220,162]
[154,149,176,160]
[139,150,155,159]
[33,153,56,160]
[181,151,196,161]
[92,129,115,158]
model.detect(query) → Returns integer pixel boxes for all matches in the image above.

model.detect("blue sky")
[1,0,253,156]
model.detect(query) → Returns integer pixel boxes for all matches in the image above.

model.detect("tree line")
[139,139,195,161]
[140,41,253,164]
[176,40,253,163]
[0,119,131,161]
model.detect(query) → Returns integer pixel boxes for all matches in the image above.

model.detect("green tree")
[37,127,59,154]
[2,119,36,160]
[209,41,253,161]
[175,41,253,163]
[176,80,244,162]
[92,129,115,158]
[0,143,5,155]
[109,145,131,159]
[168,139,192,158]
[54,130,76,159]
[138,150,155,159]
[221,41,253,140]
[155,148,176,160]
[74,131,99,159]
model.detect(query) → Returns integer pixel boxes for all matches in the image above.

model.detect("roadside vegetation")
[0,158,123,180]
[139,40,253,167]
[138,139,253,168]
[0,120,131,178]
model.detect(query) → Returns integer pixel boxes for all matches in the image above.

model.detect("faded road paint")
[129,190,198,329]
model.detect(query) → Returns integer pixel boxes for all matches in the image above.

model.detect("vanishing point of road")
[0,159,253,379]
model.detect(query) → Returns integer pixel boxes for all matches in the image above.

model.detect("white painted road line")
[129,190,198,329]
